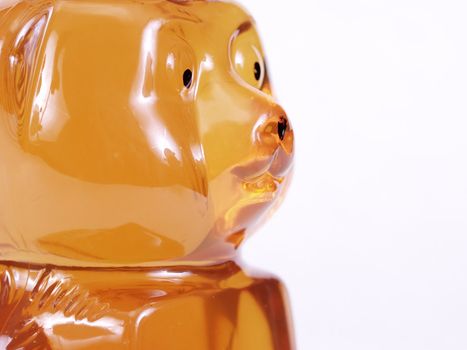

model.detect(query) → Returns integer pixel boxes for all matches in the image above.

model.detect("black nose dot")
[183,69,193,88]
[278,117,288,141]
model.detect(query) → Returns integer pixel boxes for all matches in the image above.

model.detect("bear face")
[0,0,294,266]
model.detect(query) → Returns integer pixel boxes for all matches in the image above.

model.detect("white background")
[240,1,467,349]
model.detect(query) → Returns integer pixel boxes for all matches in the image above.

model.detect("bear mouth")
[238,161,291,206]
[242,171,283,196]
[231,142,293,202]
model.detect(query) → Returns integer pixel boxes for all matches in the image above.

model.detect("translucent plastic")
[0,0,295,348]
[0,261,295,349]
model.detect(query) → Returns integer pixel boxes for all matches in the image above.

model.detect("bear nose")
[255,111,293,157]
[278,116,288,141]
[276,113,293,156]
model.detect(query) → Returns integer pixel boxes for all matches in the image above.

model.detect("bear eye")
[183,69,193,89]
[165,44,196,94]
[254,61,262,81]
[230,26,266,90]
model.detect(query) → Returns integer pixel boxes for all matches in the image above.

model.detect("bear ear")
[0,2,51,119]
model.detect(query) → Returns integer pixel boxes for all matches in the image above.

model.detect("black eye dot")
[254,61,261,81]
[183,69,193,88]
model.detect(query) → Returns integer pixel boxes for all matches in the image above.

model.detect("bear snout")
[252,108,294,179]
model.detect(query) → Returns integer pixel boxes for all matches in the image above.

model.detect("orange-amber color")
[0,0,294,348]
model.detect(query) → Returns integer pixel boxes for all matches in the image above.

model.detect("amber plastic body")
[0,262,295,349]
[0,0,294,348]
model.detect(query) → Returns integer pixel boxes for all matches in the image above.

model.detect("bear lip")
[234,148,293,199]
[242,171,283,195]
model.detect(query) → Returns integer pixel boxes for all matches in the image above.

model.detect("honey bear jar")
[0,0,295,348]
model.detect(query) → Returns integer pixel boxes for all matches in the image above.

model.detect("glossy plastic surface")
[0,261,295,349]
[0,0,295,348]
[0,0,293,267]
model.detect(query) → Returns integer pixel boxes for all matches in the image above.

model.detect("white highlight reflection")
[0,336,11,348]
[37,313,123,334]
[131,20,181,164]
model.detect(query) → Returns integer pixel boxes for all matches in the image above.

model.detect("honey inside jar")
[0,0,295,348]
